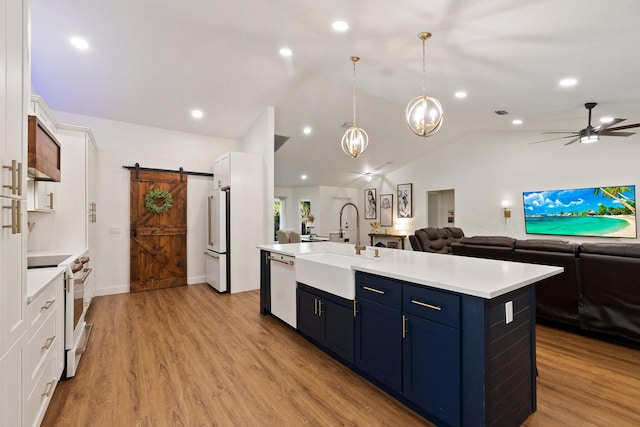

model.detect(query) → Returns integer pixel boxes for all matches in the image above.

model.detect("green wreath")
[144,189,173,214]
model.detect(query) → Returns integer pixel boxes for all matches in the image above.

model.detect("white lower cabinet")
[0,342,23,427]
[24,272,65,427]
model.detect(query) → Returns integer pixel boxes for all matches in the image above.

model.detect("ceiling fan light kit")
[530,102,640,146]
[406,32,444,137]
[341,56,369,159]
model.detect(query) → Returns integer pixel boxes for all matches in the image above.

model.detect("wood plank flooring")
[42,284,640,426]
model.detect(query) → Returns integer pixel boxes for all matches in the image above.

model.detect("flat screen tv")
[523,185,637,238]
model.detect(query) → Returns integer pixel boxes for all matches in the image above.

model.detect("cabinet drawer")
[28,281,59,332]
[356,272,401,309]
[26,307,59,392]
[403,285,460,329]
[25,356,58,427]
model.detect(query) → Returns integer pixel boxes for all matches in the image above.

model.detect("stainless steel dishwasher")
[269,253,296,328]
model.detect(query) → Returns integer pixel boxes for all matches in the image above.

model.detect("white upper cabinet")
[213,153,230,189]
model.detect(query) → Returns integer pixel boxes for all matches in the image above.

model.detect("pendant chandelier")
[341,56,369,158]
[406,32,443,137]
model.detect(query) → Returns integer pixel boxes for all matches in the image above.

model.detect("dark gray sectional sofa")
[449,236,640,344]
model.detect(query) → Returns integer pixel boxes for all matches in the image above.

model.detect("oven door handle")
[74,268,93,285]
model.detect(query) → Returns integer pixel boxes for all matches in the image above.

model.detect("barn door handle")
[132,223,137,237]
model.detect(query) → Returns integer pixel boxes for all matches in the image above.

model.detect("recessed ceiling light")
[301,174,308,180]
[191,109,204,119]
[70,36,89,51]
[559,78,577,87]
[303,126,312,135]
[512,119,523,125]
[600,116,614,123]
[279,47,292,57]
[455,91,467,99]
[332,20,349,32]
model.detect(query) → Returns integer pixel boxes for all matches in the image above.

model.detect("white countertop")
[257,242,563,299]
[26,248,89,303]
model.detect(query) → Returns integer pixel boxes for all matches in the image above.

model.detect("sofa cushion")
[415,228,450,254]
[515,239,579,254]
[580,243,640,258]
[458,236,516,248]
[443,227,464,240]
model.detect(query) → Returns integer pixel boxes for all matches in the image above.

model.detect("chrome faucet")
[339,202,366,255]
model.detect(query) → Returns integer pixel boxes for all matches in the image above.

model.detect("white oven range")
[64,255,93,378]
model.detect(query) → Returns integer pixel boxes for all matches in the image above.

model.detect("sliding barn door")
[130,170,187,292]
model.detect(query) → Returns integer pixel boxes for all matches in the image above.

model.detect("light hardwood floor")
[43,284,640,426]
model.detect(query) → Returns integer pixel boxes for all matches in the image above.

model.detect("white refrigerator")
[205,188,229,292]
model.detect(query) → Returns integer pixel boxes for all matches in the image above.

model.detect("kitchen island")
[257,242,562,427]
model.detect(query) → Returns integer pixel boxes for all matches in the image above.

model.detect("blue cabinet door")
[403,314,460,426]
[322,298,355,364]
[355,298,402,393]
[297,288,323,342]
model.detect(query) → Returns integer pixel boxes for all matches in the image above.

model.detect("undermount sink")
[295,252,377,300]
[27,254,72,269]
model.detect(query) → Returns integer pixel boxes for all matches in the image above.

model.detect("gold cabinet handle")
[353,298,357,317]
[3,200,19,234]
[314,298,318,315]
[16,199,21,233]
[363,286,385,295]
[318,300,323,317]
[411,299,442,311]
[41,335,56,350]
[41,380,56,397]
[41,299,55,310]
[267,256,294,266]
[402,314,407,339]
[48,192,54,209]
[3,159,18,195]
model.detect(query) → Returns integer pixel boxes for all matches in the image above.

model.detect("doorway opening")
[426,189,455,228]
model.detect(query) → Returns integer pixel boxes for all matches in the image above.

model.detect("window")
[274,198,286,241]
[299,199,312,235]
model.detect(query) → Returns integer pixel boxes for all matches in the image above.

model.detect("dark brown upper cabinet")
[28,115,61,182]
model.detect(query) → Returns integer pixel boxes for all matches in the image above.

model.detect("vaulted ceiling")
[31,0,640,187]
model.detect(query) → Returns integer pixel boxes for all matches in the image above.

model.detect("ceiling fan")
[530,102,640,145]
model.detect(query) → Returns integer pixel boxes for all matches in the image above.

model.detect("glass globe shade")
[406,95,444,137]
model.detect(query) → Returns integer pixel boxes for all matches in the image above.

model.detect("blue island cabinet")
[355,271,537,427]
[297,284,355,365]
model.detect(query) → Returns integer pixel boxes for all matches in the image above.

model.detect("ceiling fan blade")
[541,131,578,135]
[529,135,577,144]
[601,131,636,137]
[601,123,640,132]
[595,118,626,132]
[563,136,581,146]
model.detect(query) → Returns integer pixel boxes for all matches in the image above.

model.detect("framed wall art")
[397,183,413,218]
[380,193,393,227]
[364,188,377,219]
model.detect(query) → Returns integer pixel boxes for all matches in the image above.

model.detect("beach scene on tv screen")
[523,185,637,238]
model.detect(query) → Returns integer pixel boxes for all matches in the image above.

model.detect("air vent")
[274,134,290,152]
[494,110,509,116]
[342,122,354,129]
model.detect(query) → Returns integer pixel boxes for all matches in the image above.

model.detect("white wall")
[372,130,640,245]
[241,106,274,246]
[51,111,240,295]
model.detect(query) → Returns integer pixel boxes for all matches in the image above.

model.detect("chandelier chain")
[421,37,426,97]
[352,58,357,125]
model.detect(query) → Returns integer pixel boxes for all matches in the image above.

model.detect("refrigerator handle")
[207,195,213,246]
